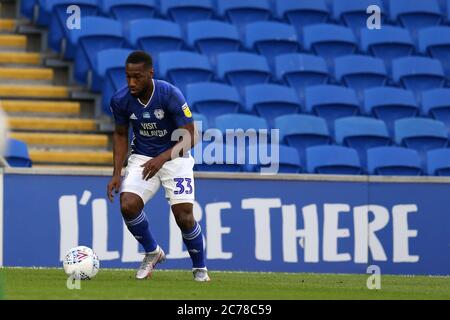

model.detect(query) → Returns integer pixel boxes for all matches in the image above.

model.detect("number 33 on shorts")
[173,178,193,195]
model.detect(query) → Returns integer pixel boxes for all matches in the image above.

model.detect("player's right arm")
[107,123,128,202]
[107,97,129,202]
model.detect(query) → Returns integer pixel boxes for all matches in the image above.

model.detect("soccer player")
[107,51,209,282]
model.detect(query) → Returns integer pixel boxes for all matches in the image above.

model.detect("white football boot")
[193,267,211,282]
[136,246,166,280]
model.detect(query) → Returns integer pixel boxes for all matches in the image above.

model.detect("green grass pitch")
[0,267,449,300]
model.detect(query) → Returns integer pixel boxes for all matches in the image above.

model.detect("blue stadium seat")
[245,22,299,67]
[67,17,125,84]
[335,116,390,167]
[217,52,271,96]
[275,53,329,101]
[275,0,329,35]
[360,26,414,69]
[47,0,100,52]
[333,0,384,33]
[91,48,131,92]
[5,139,32,168]
[161,0,214,26]
[91,48,132,115]
[244,84,301,127]
[305,85,360,130]
[427,148,450,176]
[102,0,157,25]
[367,146,422,176]
[127,19,184,67]
[334,55,387,100]
[245,144,302,173]
[193,142,244,172]
[215,114,268,132]
[187,20,241,67]
[303,24,357,66]
[275,114,331,163]
[158,51,214,93]
[392,57,445,101]
[395,118,448,156]
[217,0,272,35]
[21,0,37,19]
[215,114,268,145]
[364,87,419,134]
[306,145,362,175]
[389,0,442,38]
[191,112,209,132]
[418,27,450,78]
[186,82,241,125]
[422,89,450,133]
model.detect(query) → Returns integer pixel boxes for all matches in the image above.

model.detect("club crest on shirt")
[182,103,192,118]
[143,112,151,119]
[154,109,164,120]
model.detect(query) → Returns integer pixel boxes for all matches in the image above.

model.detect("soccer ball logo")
[63,246,100,280]
[154,108,164,120]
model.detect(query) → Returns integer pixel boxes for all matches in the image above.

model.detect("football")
[63,246,100,280]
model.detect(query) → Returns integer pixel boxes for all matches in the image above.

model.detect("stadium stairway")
[0,1,112,167]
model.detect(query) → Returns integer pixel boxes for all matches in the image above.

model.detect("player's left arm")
[141,87,198,180]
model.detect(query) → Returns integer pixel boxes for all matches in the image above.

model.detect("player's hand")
[107,175,121,202]
[141,155,167,180]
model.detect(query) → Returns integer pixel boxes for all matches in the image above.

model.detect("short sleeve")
[167,86,194,127]
[110,97,128,126]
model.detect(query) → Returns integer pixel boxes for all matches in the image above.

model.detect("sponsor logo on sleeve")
[182,103,192,118]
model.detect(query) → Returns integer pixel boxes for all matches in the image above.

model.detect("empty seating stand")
[13,0,450,173]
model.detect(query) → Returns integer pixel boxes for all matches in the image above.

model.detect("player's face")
[125,63,154,97]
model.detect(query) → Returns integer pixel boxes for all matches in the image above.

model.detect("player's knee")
[120,195,142,219]
[174,210,195,230]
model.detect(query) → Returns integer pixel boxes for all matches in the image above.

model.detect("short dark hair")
[126,51,153,68]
